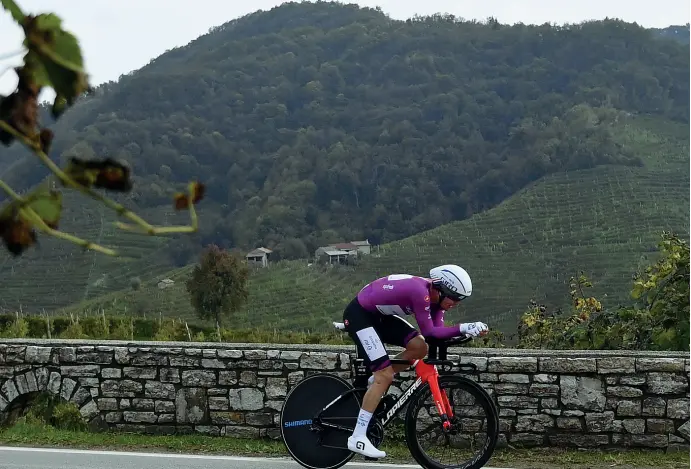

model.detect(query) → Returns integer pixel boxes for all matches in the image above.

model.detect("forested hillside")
[0,2,688,316]
[652,24,690,44]
[1,2,688,261]
[59,116,690,333]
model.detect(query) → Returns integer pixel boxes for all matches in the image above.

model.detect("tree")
[629,231,689,350]
[130,276,142,291]
[185,244,249,336]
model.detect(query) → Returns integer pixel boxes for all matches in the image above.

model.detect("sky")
[0,0,689,100]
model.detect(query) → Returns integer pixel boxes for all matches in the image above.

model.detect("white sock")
[353,409,373,437]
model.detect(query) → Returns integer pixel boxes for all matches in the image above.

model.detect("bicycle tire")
[280,373,361,469]
[404,375,499,469]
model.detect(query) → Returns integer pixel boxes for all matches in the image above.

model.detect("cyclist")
[342,264,488,459]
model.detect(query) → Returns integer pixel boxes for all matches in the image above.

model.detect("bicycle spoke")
[417,421,440,437]
[407,376,498,469]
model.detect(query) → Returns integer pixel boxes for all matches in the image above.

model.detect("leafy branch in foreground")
[0,0,205,256]
[516,231,689,351]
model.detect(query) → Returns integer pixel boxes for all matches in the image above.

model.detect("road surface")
[0,446,515,469]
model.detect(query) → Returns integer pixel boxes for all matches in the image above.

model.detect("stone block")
[182,370,216,387]
[60,365,101,377]
[607,386,643,398]
[102,368,121,379]
[556,417,582,431]
[124,411,158,423]
[540,357,596,373]
[145,381,176,400]
[123,367,157,379]
[667,398,689,419]
[598,358,635,374]
[25,346,52,364]
[636,358,685,372]
[488,357,537,373]
[176,387,207,424]
[300,352,337,370]
[229,388,264,411]
[560,376,605,411]
[498,374,529,383]
[646,373,687,394]
[530,384,559,397]
[515,414,554,432]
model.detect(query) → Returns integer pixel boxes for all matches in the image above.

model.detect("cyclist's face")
[430,287,462,309]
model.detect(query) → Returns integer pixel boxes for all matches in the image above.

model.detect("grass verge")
[0,420,688,469]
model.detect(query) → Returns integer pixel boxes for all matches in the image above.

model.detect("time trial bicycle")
[280,321,499,469]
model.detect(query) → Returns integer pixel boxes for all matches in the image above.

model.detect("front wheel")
[404,375,499,469]
[280,373,361,469]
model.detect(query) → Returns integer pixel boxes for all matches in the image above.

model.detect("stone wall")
[0,339,688,450]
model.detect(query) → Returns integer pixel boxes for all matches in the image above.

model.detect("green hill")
[0,2,688,315]
[59,116,690,334]
[2,4,689,243]
[0,191,181,313]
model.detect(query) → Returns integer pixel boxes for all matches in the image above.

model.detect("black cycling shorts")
[342,296,420,372]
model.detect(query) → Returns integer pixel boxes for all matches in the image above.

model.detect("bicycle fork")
[415,360,454,430]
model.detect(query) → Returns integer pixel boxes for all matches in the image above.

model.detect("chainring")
[367,418,385,448]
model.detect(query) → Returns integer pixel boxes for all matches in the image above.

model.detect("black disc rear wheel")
[280,373,361,469]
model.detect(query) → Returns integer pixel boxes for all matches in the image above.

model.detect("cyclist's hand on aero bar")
[459,321,489,337]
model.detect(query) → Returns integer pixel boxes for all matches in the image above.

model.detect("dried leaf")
[0,80,39,145]
[0,183,63,255]
[0,216,37,256]
[64,157,132,192]
[173,193,188,210]
[173,182,206,210]
[39,128,53,153]
[192,182,205,204]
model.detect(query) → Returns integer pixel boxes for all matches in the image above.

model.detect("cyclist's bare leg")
[348,365,392,458]
[366,336,428,386]
[361,365,395,413]
[349,337,427,458]
[391,335,428,373]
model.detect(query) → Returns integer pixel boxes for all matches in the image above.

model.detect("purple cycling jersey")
[357,274,461,340]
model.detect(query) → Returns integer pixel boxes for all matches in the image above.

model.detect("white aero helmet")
[429,264,472,301]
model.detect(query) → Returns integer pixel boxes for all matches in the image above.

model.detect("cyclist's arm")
[413,296,461,340]
[431,307,445,327]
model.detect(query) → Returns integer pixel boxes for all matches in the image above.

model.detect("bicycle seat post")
[438,342,448,361]
[428,342,438,361]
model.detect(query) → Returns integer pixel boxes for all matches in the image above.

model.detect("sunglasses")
[447,293,468,302]
[439,287,467,302]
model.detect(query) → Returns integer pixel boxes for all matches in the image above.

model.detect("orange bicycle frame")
[414,360,454,429]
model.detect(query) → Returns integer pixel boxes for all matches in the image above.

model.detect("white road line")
[0,446,515,468]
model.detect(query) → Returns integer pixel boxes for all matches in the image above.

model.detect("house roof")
[246,246,273,257]
[330,243,357,250]
[322,249,350,256]
[351,240,370,246]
